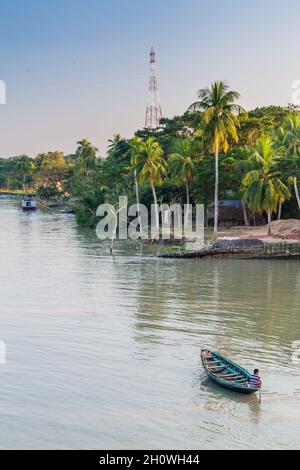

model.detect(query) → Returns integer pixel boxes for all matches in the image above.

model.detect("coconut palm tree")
[189,81,245,237]
[280,114,300,208]
[76,139,98,179]
[136,137,167,232]
[168,138,199,226]
[242,136,291,236]
[281,113,300,154]
[107,133,123,150]
[272,154,300,211]
[229,147,255,226]
[129,136,143,231]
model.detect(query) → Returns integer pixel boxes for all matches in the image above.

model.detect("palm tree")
[129,136,143,231]
[280,114,300,208]
[189,81,245,237]
[76,139,98,179]
[136,137,167,232]
[168,138,199,226]
[281,113,300,154]
[242,136,290,236]
[108,133,123,150]
[229,148,255,226]
[272,154,300,211]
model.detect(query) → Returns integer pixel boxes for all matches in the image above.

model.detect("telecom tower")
[145,47,162,129]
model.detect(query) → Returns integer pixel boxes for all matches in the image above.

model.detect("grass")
[0,188,36,195]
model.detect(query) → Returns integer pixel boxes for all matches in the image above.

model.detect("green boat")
[201,349,260,394]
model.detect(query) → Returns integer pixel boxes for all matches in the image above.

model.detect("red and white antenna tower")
[145,47,162,129]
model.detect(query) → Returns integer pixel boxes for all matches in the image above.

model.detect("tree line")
[1,81,300,236]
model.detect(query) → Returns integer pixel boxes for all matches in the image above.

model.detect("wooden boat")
[201,349,260,394]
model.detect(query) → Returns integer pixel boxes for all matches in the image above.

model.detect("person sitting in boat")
[249,369,262,389]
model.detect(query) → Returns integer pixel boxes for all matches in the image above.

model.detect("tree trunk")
[294,177,300,209]
[87,167,91,183]
[277,201,282,220]
[267,211,272,236]
[214,146,219,238]
[151,184,159,233]
[185,180,190,229]
[23,175,27,195]
[242,201,249,226]
[134,169,142,232]
[253,213,256,226]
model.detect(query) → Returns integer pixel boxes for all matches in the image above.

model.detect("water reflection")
[126,256,300,360]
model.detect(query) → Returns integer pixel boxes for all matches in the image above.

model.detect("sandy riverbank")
[160,219,300,259]
[215,219,300,241]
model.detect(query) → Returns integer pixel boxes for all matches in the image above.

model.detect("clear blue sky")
[0,0,299,156]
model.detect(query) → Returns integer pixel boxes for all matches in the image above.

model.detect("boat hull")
[22,206,37,211]
[201,349,259,395]
[207,374,257,394]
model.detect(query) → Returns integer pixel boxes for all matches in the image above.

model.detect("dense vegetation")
[1,81,300,235]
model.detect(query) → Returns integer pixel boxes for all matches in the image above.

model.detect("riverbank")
[159,220,300,260]
[0,189,35,196]
[0,192,75,214]
[160,238,300,259]
[216,219,300,241]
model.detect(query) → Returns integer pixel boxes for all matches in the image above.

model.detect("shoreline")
[2,193,300,260]
[159,220,300,260]
[0,190,33,197]
[159,238,300,260]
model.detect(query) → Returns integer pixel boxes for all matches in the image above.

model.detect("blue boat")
[201,349,260,394]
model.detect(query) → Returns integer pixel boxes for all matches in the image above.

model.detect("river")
[0,196,299,450]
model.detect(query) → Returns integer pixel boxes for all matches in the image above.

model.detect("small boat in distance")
[22,195,37,211]
[201,349,260,395]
